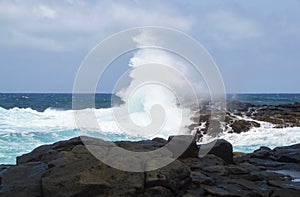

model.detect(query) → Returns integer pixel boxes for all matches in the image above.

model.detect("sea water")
[0,93,300,164]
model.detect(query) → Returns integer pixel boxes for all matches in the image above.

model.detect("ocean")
[227,93,300,106]
[0,93,300,164]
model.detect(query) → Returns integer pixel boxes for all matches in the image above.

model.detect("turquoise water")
[1,93,300,164]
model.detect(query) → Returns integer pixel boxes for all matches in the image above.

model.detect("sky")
[0,0,300,93]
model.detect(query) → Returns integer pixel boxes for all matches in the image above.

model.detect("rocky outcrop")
[167,135,199,159]
[230,119,260,133]
[206,139,233,164]
[1,136,300,196]
[1,136,192,197]
[191,101,300,137]
[252,103,300,128]
[0,162,47,197]
[183,141,300,196]
[226,100,255,115]
[227,101,300,128]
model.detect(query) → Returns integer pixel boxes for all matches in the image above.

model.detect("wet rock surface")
[227,101,300,128]
[0,136,299,196]
[192,101,300,137]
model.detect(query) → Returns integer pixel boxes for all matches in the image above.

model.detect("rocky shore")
[192,101,300,137]
[227,101,300,128]
[1,136,299,196]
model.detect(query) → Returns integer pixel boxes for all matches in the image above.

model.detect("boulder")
[230,119,259,133]
[0,162,47,197]
[3,136,193,197]
[17,144,52,164]
[207,139,233,164]
[2,136,300,196]
[167,135,199,159]
[274,148,300,163]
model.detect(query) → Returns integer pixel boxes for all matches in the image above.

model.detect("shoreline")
[1,99,300,164]
[1,136,299,196]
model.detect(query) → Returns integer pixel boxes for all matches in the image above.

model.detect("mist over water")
[1,93,300,164]
[109,31,208,139]
[0,34,207,163]
[1,29,300,164]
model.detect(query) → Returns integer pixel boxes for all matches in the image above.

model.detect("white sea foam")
[0,106,189,139]
[220,118,300,152]
[193,114,300,152]
[0,32,202,164]
[110,31,202,139]
[1,106,300,163]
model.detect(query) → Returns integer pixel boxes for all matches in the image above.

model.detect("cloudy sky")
[0,0,300,93]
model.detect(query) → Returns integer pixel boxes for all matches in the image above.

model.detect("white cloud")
[0,0,193,52]
[37,5,57,19]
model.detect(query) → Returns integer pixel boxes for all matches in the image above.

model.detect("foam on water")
[1,33,300,164]
[0,33,199,164]
[220,117,300,152]
[1,105,300,164]
[194,115,300,153]
[0,104,190,164]
[0,106,187,136]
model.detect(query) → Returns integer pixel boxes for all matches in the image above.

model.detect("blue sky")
[0,0,300,93]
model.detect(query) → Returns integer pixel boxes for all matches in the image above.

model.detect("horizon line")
[1,92,300,94]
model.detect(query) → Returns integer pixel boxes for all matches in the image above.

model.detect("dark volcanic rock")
[167,135,199,159]
[0,162,47,197]
[230,119,260,133]
[145,160,191,194]
[144,186,173,197]
[1,136,193,197]
[17,144,52,164]
[0,165,11,173]
[226,100,255,115]
[207,139,233,164]
[251,103,300,127]
[273,145,300,163]
[42,158,145,197]
[190,101,300,139]
[231,119,252,133]
[271,188,300,197]
[1,136,300,196]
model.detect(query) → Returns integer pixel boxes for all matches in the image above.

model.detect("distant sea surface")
[227,93,300,106]
[2,93,300,111]
[1,93,300,164]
